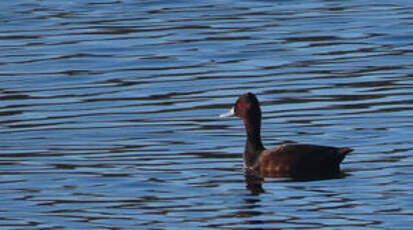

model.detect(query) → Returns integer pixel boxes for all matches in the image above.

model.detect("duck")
[220,92,353,178]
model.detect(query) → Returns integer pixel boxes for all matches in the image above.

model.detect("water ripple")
[0,0,412,229]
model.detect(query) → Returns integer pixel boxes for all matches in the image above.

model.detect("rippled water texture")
[1,0,412,229]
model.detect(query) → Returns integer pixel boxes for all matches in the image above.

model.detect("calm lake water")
[1,0,412,229]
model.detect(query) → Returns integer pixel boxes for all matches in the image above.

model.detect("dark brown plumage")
[221,93,353,178]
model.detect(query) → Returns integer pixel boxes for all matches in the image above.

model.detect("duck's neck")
[243,116,265,167]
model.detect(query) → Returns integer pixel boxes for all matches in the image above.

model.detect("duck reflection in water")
[220,93,353,194]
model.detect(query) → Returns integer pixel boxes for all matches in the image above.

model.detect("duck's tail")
[337,147,353,163]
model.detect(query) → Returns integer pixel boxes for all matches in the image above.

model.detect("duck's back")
[254,144,352,178]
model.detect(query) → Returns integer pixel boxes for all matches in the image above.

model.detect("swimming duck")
[220,93,352,178]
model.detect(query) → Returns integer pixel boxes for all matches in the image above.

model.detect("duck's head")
[220,92,261,120]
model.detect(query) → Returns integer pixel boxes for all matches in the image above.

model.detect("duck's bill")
[219,107,235,118]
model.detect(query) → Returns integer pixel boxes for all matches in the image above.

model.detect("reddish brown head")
[234,93,261,121]
[220,93,262,121]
